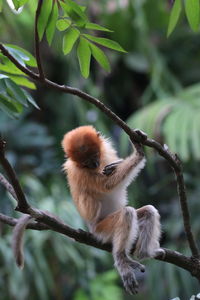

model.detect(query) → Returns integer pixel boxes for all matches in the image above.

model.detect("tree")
[0,0,200,298]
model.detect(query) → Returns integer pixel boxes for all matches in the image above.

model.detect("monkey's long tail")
[12,214,33,269]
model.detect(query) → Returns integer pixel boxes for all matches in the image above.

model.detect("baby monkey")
[62,125,163,294]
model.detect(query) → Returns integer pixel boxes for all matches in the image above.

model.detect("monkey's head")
[62,126,102,169]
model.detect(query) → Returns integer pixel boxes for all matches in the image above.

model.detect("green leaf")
[185,0,200,32]
[59,1,71,16]
[79,5,86,12]
[0,61,25,75]
[0,77,7,91]
[77,37,91,78]
[9,75,36,90]
[167,0,182,37]
[0,94,23,117]
[83,34,127,52]
[4,44,37,67]
[89,42,110,72]
[56,19,71,31]
[4,78,28,106]
[3,46,25,66]
[0,76,39,113]
[59,1,87,26]
[46,2,59,45]
[23,89,40,109]
[12,0,20,10]
[19,0,29,6]
[85,22,113,32]
[0,74,8,79]
[37,0,53,41]
[65,0,88,22]
[12,0,29,9]
[63,28,80,55]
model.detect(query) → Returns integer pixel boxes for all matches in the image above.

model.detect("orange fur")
[62,126,163,295]
[95,209,123,234]
[62,126,102,168]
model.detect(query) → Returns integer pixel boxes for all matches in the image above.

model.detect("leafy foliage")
[167,0,200,36]
[0,43,39,117]
[57,0,126,78]
[1,1,200,300]
[120,84,200,162]
[0,76,38,118]
[3,0,126,79]
[167,0,182,37]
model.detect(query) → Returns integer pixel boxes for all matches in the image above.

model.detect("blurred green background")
[1,0,200,299]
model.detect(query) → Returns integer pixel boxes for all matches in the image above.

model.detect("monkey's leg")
[135,205,164,259]
[95,207,145,294]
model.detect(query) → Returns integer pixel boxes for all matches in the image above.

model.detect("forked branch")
[0,42,198,258]
[0,1,199,285]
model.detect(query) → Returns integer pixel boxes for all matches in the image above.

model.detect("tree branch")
[0,145,199,279]
[34,0,45,80]
[0,209,200,280]
[0,41,199,260]
[0,213,49,230]
[0,140,30,212]
[0,172,17,199]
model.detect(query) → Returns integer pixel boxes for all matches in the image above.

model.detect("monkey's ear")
[97,131,101,137]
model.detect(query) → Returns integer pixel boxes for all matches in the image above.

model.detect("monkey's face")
[81,151,100,169]
[73,139,101,169]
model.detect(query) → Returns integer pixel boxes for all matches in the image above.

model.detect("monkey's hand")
[102,160,123,176]
[131,129,147,156]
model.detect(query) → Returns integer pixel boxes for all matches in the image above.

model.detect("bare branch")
[0,172,17,199]
[0,140,30,212]
[1,209,200,280]
[0,213,49,230]
[174,163,199,258]
[34,0,45,80]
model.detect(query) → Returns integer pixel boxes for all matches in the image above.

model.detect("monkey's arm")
[99,142,145,191]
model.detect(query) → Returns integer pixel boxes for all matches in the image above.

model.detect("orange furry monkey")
[62,125,164,294]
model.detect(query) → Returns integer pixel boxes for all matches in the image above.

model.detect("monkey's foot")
[115,253,145,294]
[122,259,145,294]
[129,260,145,273]
[122,272,139,295]
[102,160,122,176]
[137,248,165,260]
[154,248,166,259]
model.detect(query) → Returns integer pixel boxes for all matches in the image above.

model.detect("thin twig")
[34,0,45,80]
[0,140,30,212]
[0,172,17,199]
[0,43,199,258]
[175,165,199,257]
